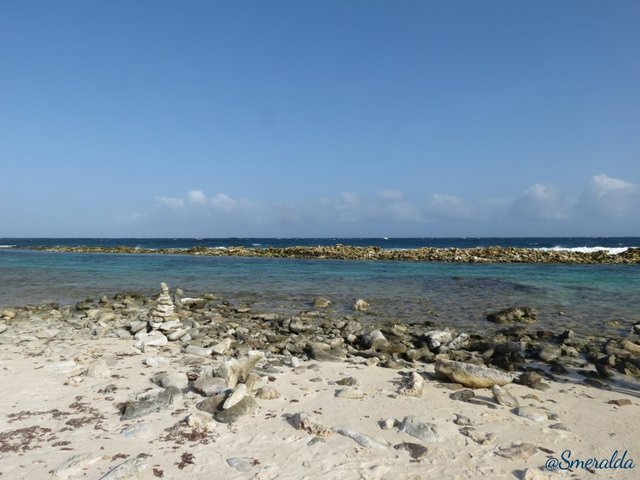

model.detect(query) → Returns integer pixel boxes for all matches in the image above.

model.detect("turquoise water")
[1,249,639,336]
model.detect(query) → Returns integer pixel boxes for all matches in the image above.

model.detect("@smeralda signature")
[545,450,635,471]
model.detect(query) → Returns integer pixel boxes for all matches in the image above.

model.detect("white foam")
[0,245,16,248]
[536,246,632,255]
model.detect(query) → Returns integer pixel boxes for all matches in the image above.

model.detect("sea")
[1,237,639,337]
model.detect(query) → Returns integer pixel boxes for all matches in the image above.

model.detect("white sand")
[1,334,638,480]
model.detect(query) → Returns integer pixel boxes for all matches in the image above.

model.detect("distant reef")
[24,244,640,264]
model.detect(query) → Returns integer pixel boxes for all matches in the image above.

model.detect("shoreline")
[1,284,639,478]
[19,244,640,264]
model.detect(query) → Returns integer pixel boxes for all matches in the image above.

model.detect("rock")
[519,371,542,387]
[549,423,569,431]
[378,418,396,430]
[450,389,475,402]
[211,338,233,355]
[608,398,632,407]
[185,345,213,357]
[487,307,536,324]
[129,321,147,334]
[167,328,189,341]
[313,297,332,308]
[86,361,111,379]
[306,343,341,362]
[515,406,548,422]
[120,386,181,420]
[121,423,153,440]
[216,351,264,388]
[226,457,258,472]
[335,388,364,399]
[287,412,334,437]
[51,454,104,479]
[453,414,473,426]
[399,372,424,397]
[393,442,428,460]
[435,359,514,388]
[194,376,227,397]
[222,384,247,410]
[145,356,169,367]
[336,376,358,386]
[255,386,281,400]
[0,323,7,334]
[520,467,558,480]
[180,297,207,309]
[133,330,168,349]
[214,396,257,423]
[459,427,495,445]
[149,282,175,319]
[495,442,538,460]
[448,333,470,350]
[492,385,519,408]
[0,309,16,319]
[334,427,387,449]
[353,299,369,311]
[426,330,452,350]
[538,345,562,363]
[152,372,189,390]
[186,411,217,430]
[99,457,148,480]
[398,416,442,443]
[622,340,640,355]
[196,393,227,414]
[360,330,388,350]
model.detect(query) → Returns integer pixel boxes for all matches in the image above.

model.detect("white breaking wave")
[536,246,633,255]
[0,245,16,248]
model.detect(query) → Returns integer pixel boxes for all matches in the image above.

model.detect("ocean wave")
[0,245,16,248]
[536,246,632,255]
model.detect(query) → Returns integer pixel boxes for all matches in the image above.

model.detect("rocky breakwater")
[27,244,640,264]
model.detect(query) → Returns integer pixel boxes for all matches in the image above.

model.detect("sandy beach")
[1,284,638,480]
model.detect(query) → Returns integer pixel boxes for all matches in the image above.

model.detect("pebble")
[450,389,474,402]
[492,385,519,408]
[399,372,424,397]
[287,412,334,437]
[194,376,227,397]
[608,398,632,407]
[51,454,104,479]
[393,442,429,459]
[222,383,247,410]
[212,338,233,355]
[515,406,548,422]
[453,414,474,426]
[185,345,213,357]
[378,418,396,430]
[99,457,148,480]
[152,371,189,390]
[187,411,217,430]
[398,416,442,443]
[335,387,365,399]
[334,427,387,449]
[145,356,169,367]
[336,376,358,386]
[435,359,514,388]
[255,386,281,400]
[214,396,257,423]
[494,442,538,460]
[353,299,369,311]
[226,457,257,472]
[121,387,181,420]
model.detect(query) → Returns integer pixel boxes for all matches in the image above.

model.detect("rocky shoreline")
[1,284,639,479]
[24,244,640,264]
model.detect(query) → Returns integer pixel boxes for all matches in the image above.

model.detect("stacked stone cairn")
[133,282,189,349]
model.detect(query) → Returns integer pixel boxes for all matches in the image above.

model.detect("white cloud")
[426,193,473,220]
[511,184,569,220]
[187,190,207,204]
[377,189,404,201]
[579,174,639,218]
[156,196,185,210]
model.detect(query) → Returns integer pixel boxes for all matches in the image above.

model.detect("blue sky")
[1,1,639,237]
